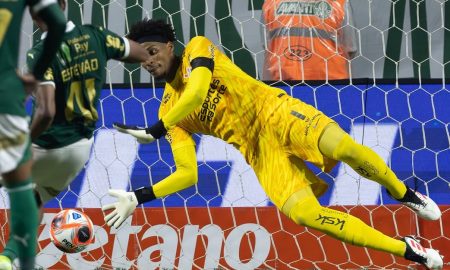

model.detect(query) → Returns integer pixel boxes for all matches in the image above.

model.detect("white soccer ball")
[49,209,94,253]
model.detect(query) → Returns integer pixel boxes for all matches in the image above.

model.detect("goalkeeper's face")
[141,41,175,80]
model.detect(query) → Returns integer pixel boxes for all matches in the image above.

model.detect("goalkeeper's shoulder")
[188,35,212,43]
[186,36,215,50]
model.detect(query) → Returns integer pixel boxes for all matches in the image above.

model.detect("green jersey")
[27,22,129,148]
[0,0,65,116]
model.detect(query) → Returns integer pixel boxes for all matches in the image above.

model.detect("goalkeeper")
[104,19,444,269]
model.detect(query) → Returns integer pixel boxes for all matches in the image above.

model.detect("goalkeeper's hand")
[113,122,155,144]
[102,189,138,229]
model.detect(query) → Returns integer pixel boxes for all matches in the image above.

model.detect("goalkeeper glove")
[102,190,138,229]
[113,120,167,144]
[102,187,156,228]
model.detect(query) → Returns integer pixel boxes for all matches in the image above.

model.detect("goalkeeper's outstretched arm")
[102,144,198,228]
[139,65,212,141]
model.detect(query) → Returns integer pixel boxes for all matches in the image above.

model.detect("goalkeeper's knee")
[284,189,354,243]
[287,194,323,227]
[282,188,323,227]
[331,133,361,164]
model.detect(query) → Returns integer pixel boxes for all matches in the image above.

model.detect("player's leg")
[282,184,443,269]
[0,115,39,270]
[33,137,93,207]
[1,136,92,267]
[318,123,441,220]
[284,185,406,254]
[254,134,442,269]
[319,123,406,198]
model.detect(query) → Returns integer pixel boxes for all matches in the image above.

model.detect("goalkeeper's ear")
[123,39,150,64]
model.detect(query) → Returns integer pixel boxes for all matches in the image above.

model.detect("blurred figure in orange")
[262,0,357,81]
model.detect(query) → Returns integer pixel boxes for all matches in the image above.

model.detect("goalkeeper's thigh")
[318,123,406,199]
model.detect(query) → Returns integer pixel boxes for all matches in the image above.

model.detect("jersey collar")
[40,21,75,40]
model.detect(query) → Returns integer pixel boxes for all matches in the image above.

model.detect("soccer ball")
[49,209,94,253]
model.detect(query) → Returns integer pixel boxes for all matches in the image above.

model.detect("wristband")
[145,119,167,139]
[134,186,156,204]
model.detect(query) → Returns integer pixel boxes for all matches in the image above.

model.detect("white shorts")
[0,114,30,175]
[32,137,93,204]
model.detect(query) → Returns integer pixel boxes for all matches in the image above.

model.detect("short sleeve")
[93,26,130,60]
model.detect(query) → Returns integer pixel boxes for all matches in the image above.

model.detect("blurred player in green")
[25,0,149,219]
[0,0,66,269]
[104,19,444,269]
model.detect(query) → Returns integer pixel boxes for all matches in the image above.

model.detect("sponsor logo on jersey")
[66,34,90,46]
[106,35,124,51]
[162,93,171,104]
[198,79,226,122]
[184,66,192,78]
[208,44,215,60]
[165,132,173,144]
[276,1,332,19]
[57,42,72,66]
[43,68,54,81]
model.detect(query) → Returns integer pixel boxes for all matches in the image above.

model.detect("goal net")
[1,0,449,269]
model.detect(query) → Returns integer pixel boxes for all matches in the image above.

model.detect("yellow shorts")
[251,95,338,209]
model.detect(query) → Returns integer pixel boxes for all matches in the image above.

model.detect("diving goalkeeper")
[103,19,444,269]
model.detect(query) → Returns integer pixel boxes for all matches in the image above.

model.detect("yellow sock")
[319,124,407,199]
[288,194,406,256]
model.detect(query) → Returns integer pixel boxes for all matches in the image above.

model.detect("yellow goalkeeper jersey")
[159,36,287,163]
[157,36,337,208]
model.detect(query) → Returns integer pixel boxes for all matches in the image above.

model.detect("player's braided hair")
[127,19,176,42]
